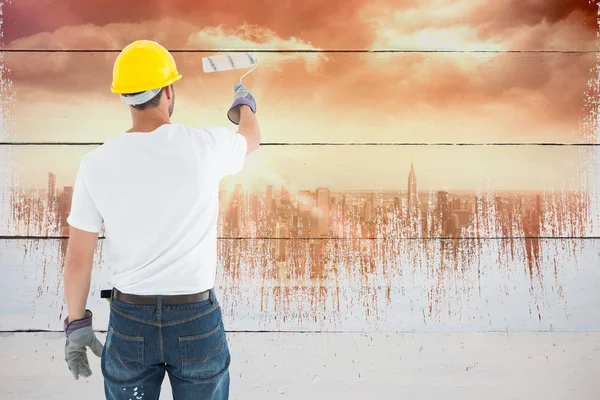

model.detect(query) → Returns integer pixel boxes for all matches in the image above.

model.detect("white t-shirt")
[67,123,247,295]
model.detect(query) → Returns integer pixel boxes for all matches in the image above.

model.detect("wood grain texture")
[2,0,596,51]
[1,145,598,238]
[0,52,596,143]
[1,238,599,331]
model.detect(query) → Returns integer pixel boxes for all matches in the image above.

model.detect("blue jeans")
[101,290,230,400]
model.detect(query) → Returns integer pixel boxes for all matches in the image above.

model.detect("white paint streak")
[1,239,599,332]
[580,8,600,236]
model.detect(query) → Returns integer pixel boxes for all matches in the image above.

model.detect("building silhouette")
[13,166,569,283]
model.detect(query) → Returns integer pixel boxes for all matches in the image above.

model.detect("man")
[61,40,260,399]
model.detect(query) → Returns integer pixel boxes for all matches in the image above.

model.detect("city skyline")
[6,161,590,327]
[4,145,596,192]
[7,160,591,240]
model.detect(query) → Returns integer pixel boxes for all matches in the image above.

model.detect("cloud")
[307,50,595,133]
[2,0,377,50]
[470,0,597,34]
[4,19,327,91]
[2,1,596,143]
[4,0,595,51]
[499,11,598,51]
[360,0,597,51]
[343,0,596,126]
[187,24,328,72]
[5,41,594,139]
[6,19,203,50]
[362,1,502,50]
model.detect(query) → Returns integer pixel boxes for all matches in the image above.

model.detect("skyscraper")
[536,194,543,226]
[47,172,57,216]
[266,185,273,214]
[363,199,372,224]
[47,173,56,200]
[437,190,449,235]
[231,202,241,236]
[316,188,330,237]
[407,162,419,218]
[59,186,74,236]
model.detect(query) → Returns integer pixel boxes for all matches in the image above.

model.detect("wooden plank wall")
[0,1,599,333]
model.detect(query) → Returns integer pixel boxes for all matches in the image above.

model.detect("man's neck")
[128,112,171,133]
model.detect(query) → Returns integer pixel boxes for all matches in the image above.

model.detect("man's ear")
[165,85,174,100]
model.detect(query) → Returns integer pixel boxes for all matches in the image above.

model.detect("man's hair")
[124,87,165,110]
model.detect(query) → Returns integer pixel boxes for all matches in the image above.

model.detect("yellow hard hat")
[111,40,182,94]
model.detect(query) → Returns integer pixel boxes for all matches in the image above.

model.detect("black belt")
[101,288,212,305]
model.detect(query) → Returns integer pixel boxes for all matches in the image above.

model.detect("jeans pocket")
[179,321,230,380]
[101,325,145,382]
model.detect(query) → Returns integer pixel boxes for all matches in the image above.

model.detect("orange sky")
[0,0,598,190]
[2,0,597,143]
[3,0,597,50]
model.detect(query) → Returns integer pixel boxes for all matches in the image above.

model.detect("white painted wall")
[1,332,599,400]
[2,239,600,332]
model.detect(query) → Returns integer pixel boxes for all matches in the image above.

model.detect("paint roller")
[202,52,258,125]
[202,52,258,82]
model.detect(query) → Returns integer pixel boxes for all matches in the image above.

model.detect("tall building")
[233,184,243,204]
[364,193,375,225]
[266,185,273,214]
[450,213,460,237]
[275,223,289,262]
[47,173,57,221]
[451,197,461,212]
[394,196,403,215]
[436,190,449,235]
[341,194,349,219]
[536,194,543,226]
[311,241,324,278]
[278,186,292,223]
[495,196,503,214]
[363,200,372,224]
[250,194,259,217]
[231,202,241,235]
[47,172,56,202]
[59,186,74,235]
[281,186,291,203]
[316,188,330,237]
[407,162,419,218]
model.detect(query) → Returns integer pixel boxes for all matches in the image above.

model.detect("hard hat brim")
[111,74,183,95]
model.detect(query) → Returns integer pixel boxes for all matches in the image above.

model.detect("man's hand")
[64,310,104,380]
[227,82,257,125]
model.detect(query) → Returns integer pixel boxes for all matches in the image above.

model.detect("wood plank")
[3,332,600,400]
[1,238,598,331]
[1,145,599,238]
[3,0,596,51]
[1,52,596,143]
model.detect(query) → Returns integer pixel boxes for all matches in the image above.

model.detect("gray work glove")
[64,310,104,380]
[227,82,257,125]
